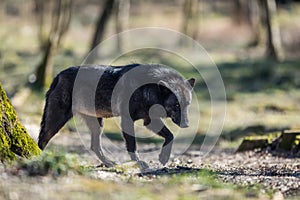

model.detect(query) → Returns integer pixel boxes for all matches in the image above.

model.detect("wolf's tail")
[38,75,60,150]
[38,73,73,150]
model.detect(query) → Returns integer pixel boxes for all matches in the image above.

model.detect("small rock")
[190,184,208,192]
[272,191,284,200]
[115,161,141,174]
[173,158,181,165]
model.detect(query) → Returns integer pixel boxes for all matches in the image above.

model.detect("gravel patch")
[186,149,300,196]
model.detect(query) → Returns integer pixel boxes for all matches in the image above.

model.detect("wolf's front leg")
[145,118,174,165]
[121,117,139,161]
[121,117,149,169]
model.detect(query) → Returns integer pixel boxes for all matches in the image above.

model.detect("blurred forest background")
[0,0,300,146]
[1,0,300,199]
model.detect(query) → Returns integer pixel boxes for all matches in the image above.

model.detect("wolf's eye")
[175,103,180,108]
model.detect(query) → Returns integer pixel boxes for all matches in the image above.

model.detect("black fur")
[38,64,195,167]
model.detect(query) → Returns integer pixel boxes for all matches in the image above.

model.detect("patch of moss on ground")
[18,150,85,176]
[0,83,41,162]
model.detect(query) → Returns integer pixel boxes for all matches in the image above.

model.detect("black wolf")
[38,64,195,167]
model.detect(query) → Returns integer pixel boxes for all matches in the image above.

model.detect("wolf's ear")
[158,80,170,94]
[187,78,195,88]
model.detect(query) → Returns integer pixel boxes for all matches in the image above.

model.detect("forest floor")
[1,130,300,200]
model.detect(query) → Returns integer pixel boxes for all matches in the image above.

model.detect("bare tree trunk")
[89,0,115,62]
[247,0,260,46]
[252,0,284,61]
[35,39,55,90]
[257,0,268,46]
[264,0,284,60]
[181,0,199,40]
[232,0,253,25]
[34,0,47,50]
[232,0,243,25]
[115,0,130,53]
[34,0,72,90]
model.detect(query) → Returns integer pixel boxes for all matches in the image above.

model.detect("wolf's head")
[159,78,195,128]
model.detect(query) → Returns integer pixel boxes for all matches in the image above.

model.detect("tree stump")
[236,129,300,154]
[277,130,300,151]
[0,83,41,162]
[236,136,269,152]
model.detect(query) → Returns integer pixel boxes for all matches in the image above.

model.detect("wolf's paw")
[138,160,149,170]
[158,153,170,166]
[102,159,116,168]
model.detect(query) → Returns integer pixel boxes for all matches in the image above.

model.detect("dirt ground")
[1,129,299,200]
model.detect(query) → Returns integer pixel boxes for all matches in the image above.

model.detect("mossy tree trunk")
[0,83,41,163]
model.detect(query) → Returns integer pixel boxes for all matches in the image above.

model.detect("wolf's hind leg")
[81,115,115,167]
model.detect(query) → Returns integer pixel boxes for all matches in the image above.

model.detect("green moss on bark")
[0,83,41,162]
